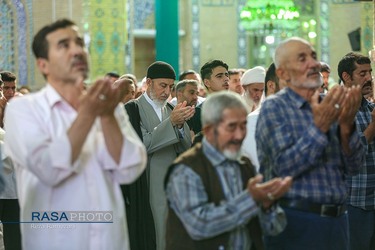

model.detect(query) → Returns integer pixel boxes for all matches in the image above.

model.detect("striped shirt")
[166,138,286,249]
[347,98,375,210]
[257,88,365,204]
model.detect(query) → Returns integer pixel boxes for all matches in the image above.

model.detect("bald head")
[273,37,321,90]
[274,37,312,69]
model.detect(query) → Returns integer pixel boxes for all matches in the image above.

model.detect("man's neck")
[289,85,318,103]
[48,79,83,109]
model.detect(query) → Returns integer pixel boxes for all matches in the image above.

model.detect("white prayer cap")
[240,66,266,86]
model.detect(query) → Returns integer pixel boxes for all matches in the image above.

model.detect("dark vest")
[165,143,264,250]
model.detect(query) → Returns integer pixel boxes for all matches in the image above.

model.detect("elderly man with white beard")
[122,61,195,250]
[165,91,292,250]
[241,66,266,112]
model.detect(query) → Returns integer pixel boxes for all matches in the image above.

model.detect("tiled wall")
[2,0,373,89]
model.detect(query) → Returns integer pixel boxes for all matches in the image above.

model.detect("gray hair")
[175,79,198,93]
[201,91,249,127]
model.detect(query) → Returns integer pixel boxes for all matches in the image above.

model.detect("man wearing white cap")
[241,66,266,112]
[242,63,287,171]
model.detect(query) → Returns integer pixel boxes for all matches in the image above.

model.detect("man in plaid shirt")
[338,52,375,250]
[257,37,365,250]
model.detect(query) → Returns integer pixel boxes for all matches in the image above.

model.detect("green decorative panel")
[362,2,373,52]
[84,0,127,80]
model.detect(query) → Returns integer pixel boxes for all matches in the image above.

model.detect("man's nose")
[165,86,172,96]
[365,72,372,82]
[234,126,246,139]
[71,43,85,55]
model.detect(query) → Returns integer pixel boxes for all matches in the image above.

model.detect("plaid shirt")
[346,98,375,210]
[257,88,366,204]
[166,138,286,250]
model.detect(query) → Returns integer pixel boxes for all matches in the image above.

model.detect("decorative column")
[84,0,127,80]
[155,0,179,74]
[362,0,373,55]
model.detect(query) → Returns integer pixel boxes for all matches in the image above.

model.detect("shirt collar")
[44,84,65,108]
[284,87,309,109]
[202,138,227,166]
[360,96,373,108]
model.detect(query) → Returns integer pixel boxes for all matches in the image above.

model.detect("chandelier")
[240,0,300,36]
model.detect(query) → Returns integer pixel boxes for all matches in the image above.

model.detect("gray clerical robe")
[137,94,191,250]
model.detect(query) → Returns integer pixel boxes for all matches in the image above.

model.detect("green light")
[240,0,300,35]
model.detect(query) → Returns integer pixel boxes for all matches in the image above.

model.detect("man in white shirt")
[0,73,21,250]
[4,18,147,250]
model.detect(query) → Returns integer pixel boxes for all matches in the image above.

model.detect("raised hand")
[247,174,293,209]
[170,101,195,128]
[78,78,117,117]
[338,85,362,133]
[310,85,346,133]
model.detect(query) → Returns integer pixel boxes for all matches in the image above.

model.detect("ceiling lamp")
[240,0,300,36]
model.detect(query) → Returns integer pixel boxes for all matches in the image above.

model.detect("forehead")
[284,40,315,61]
[246,83,264,89]
[46,26,81,44]
[3,81,16,86]
[229,73,240,79]
[221,108,247,123]
[153,78,174,85]
[183,84,198,91]
[211,66,227,75]
[353,62,372,73]
[184,73,199,81]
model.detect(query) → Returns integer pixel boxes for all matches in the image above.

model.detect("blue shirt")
[347,98,375,210]
[166,138,286,249]
[257,87,365,204]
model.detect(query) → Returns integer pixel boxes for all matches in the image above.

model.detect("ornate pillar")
[362,0,373,55]
[83,0,127,80]
[155,0,179,73]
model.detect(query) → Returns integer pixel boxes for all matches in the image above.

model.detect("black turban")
[146,61,176,80]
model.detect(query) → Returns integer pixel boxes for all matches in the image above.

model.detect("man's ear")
[202,124,212,138]
[203,79,210,90]
[267,81,275,93]
[146,78,152,87]
[342,72,351,84]
[176,90,182,100]
[36,58,49,76]
[276,67,290,83]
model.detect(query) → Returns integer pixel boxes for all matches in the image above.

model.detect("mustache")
[307,68,320,77]
[227,140,243,146]
[363,80,372,88]
[72,56,87,65]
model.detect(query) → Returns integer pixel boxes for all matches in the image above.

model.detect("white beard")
[150,88,167,108]
[291,73,322,89]
[223,149,241,161]
[243,91,259,111]
[153,99,167,108]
